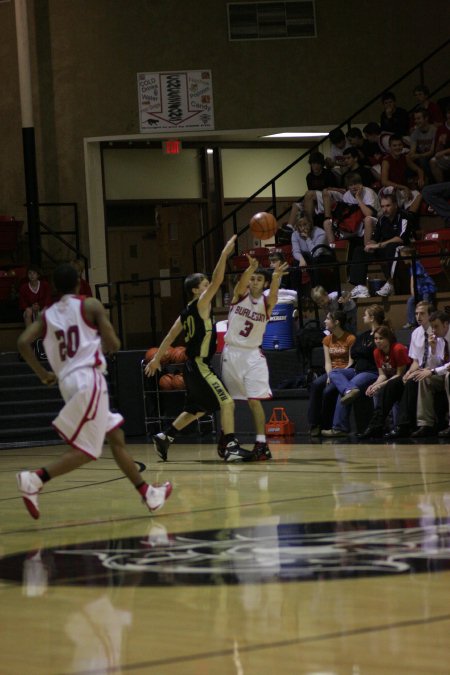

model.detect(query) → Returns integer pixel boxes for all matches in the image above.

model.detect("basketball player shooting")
[16,263,172,519]
[219,254,289,460]
[145,235,254,463]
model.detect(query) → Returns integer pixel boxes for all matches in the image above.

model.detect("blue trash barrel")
[262,303,295,350]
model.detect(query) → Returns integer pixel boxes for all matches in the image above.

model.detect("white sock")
[256,435,266,443]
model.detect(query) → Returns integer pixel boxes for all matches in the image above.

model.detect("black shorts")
[183,358,232,415]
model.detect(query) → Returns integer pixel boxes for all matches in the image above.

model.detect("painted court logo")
[1,519,450,589]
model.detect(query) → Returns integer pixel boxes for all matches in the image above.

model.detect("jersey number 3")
[55,326,80,360]
[239,320,253,338]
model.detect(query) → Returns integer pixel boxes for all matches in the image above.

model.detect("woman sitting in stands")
[291,216,332,288]
[358,325,411,439]
[307,309,356,436]
[322,304,385,437]
[19,265,52,327]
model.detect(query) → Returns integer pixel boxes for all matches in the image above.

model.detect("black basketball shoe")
[224,442,255,462]
[253,441,272,461]
[152,433,173,462]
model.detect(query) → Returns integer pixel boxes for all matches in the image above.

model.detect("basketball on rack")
[249,212,278,241]
[160,348,175,365]
[145,347,158,362]
[159,374,174,389]
[172,373,185,389]
[172,346,187,363]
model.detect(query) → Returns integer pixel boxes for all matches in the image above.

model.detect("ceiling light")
[261,132,329,138]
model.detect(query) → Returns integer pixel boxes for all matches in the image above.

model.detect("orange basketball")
[145,347,158,362]
[172,373,185,389]
[172,346,187,363]
[249,212,278,241]
[159,374,174,390]
[160,347,175,365]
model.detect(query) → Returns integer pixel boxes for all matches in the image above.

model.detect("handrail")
[192,38,450,268]
[38,220,88,269]
[32,201,88,278]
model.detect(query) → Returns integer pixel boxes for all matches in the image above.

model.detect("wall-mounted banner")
[137,70,214,133]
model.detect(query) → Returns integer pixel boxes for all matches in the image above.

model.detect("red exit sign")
[162,140,182,155]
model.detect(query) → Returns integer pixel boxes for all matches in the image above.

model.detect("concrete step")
[0,399,62,415]
[0,426,60,443]
[0,385,61,402]
[1,411,57,429]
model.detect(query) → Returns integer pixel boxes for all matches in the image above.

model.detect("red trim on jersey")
[248,395,273,400]
[80,297,98,330]
[93,349,103,369]
[230,291,249,307]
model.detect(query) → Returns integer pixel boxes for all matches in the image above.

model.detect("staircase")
[0,352,64,447]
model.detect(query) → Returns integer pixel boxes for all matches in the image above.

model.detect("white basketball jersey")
[225,292,269,349]
[43,295,106,380]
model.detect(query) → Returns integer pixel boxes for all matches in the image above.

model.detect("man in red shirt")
[18,266,52,326]
[380,134,423,214]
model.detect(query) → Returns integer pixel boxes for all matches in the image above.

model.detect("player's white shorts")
[53,367,123,459]
[221,345,272,401]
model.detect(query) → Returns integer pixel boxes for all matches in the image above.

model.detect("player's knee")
[107,427,125,452]
[248,398,261,410]
[221,397,235,413]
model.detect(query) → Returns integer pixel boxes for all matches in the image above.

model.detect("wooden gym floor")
[1,438,450,674]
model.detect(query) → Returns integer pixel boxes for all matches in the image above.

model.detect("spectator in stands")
[362,122,386,178]
[291,216,328,265]
[325,128,350,180]
[409,108,436,182]
[323,172,379,246]
[346,127,373,165]
[430,104,450,183]
[421,181,450,226]
[291,216,331,288]
[307,309,356,436]
[358,325,411,439]
[380,91,410,137]
[310,285,357,334]
[19,266,52,327]
[341,147,376,187]
[275,221,294,246]
[287,151,338,227]
[348,192,414,298]
[71,259,92,297]
[380,134,423,213]
[266,250,298,305]
[322,304,385,437]
[412,84,444,127]
[411,310,450,438]
[399,246,437,328]
[386,301,444,439]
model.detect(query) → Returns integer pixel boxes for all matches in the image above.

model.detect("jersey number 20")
[55,326,80,360]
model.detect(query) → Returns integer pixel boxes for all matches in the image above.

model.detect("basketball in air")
[159,374,174,390]
[249,212,278,240]
[145,347,158,362]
